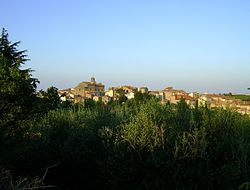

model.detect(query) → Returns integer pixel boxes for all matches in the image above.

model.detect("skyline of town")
[57,76,249,95]
[1,1,249,94]
[59,76,250,95]
[58,77,250,115]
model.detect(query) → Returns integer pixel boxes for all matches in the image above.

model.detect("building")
[102,95,112,104]
[120,86,136,93]
[138,87,148,93]
[105,88,115,97]
[163,86,188,102]
[58,88,77,102]
[198,95,212,108]
[189,92,200,99]
[125,92,135,99]
[174,94,195,107]
[149,91,160,98]
[74,77,105,98]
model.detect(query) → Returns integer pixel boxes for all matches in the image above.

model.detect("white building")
[125,92,135,99]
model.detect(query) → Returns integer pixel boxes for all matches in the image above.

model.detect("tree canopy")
[0,28,39,127]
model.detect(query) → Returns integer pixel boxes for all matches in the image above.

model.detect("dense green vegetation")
[225,93,250,101]
[231,94,250,101]
[1,98,250,189]
[1,29,250,189]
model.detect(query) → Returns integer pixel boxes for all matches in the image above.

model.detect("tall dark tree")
[0,29,27,67]
[0,28,39,127]
[37,86,60,112]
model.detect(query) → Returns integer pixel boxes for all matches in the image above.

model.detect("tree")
[0,28,39,127]
[118,94,127,104]
[114,88,128,105]
[176,98,191,131]
[115,88,125,96]
[37,86,60,112]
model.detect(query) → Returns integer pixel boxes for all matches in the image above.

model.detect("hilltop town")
[58,77,250,116]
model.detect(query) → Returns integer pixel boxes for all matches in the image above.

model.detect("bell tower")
[90,76,96,84]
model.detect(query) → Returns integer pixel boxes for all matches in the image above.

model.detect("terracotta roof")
[175,94,193,101]
[205,94,224,98]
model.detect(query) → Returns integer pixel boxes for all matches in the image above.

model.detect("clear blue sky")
[1,0,250,93]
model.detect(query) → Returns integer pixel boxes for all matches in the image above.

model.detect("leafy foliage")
[37,86,61,113]
[0,28,38,127]
[1,99,247,189]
